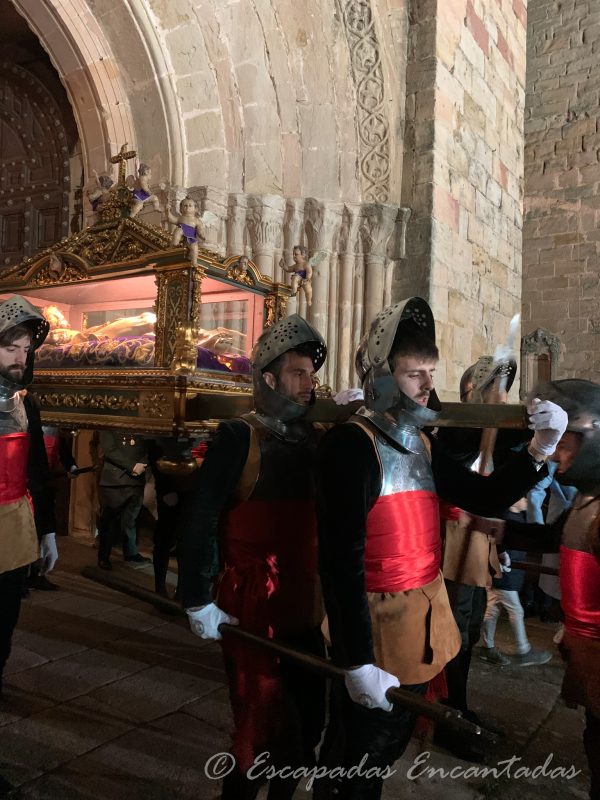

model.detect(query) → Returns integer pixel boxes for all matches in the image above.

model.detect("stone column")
[304,198,342,385]
[246,194,286,280]
[337,203,361,389]
[226,193,249,257]
[360,203,398,326]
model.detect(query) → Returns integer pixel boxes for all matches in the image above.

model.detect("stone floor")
[0,538,591,800]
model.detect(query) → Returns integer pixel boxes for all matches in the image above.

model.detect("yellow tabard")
[442,518,502,587]
[0,497,38,574]
[368,571,461,684]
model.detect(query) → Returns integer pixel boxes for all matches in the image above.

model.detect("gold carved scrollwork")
[37,392,139,412]
[139,392,172,418]
[225,264,254,287]
[31,259,88,286]
[155,270,189,368]
[171,326,199,375]
[264,292,288,328]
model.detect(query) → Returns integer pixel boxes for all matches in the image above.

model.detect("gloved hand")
[527,398,569,456]
[334,388,364,405]
[498,551,512,573]
[131,462,147,476]
[186,603,239,640]
[344,664,400,712]
[39,532,58,574]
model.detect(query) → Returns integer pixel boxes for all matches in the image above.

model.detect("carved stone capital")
[359,203,399,259]
[304,198,343,253]
[521,328,562,359]
[339,203,362,255]
[227,193,249,255]
[246,194,286,254]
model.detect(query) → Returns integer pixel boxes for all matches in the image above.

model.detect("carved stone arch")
[10,0,184,185]
[0,60,70,268]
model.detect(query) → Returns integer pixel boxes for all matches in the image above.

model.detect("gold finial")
[110,143,137,185]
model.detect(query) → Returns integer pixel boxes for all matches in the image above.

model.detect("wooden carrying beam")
[219,624,497,745]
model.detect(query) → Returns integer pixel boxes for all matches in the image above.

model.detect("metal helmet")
[468,355,517,401]
[252,314,327,422]
[0,295,49,404]
[355,297,440,428]
[533,379,600,493]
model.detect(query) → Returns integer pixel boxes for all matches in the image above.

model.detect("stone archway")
[9,0,184,185]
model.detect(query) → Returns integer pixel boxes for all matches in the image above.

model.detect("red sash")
[365,489,441,592]
[560,544,600,639]
[0,432,30,504]
[43,434,60,472]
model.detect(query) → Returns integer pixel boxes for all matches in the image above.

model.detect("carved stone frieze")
[336,0,390,202]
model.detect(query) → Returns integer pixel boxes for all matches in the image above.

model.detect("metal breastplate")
[0,400,28,435]
[354,414,435,495]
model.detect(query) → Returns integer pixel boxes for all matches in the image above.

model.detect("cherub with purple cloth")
[127,163,162,218]
[165,196,207,267]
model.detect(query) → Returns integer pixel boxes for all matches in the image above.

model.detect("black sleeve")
[177,420,250,609]
[431,436,548,517]
[317,424,381,668]
[502,510,567,553]
[25,395,55,538]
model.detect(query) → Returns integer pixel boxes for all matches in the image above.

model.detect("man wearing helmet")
[502,379,600,800]
[0,296,57,699]
[317,298,568,800]
[179,314,327,800]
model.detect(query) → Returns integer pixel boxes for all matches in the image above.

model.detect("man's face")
[551,431,582,475]
[264,352,315,405]
[392,356,437,406]
[481,376,508,404]
[0,334,31,382]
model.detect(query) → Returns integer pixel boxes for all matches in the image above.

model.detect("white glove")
[498,551,512,573]
[186,602,239,640]
[334,388,364,405]
[39,532,58,574]
[527,398,569,456]
[344,664,400,712]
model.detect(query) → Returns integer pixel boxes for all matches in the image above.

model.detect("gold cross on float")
[110,143,137,185]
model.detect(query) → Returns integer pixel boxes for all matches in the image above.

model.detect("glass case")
[0,211,289,436]
[0,272,263,376]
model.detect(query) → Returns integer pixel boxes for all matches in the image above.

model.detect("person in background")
[96,431,151,570]
[0,296,57,702]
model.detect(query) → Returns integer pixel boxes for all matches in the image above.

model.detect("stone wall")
[523,0,600,381]
[400,0,528,396]
[10,0,530,393]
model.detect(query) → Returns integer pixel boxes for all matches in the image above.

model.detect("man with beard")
[502,379,600,800]
[0,296,57,699]
[317,297,568,800]
[179,314,327,800]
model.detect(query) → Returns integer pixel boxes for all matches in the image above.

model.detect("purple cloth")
[91,197,101,212]
[35,334,251,375]
[294,269,307,279]
[180,222,197,244]
[133,188,151,201]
